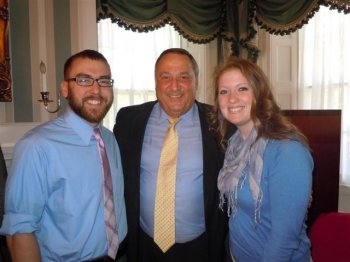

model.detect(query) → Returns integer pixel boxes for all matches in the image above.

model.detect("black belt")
[90,257,114,262]
[90,236,128,261]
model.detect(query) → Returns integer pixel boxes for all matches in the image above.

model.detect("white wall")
[339,185,350,212]
[69,0,98,53]
[0,122,41,170]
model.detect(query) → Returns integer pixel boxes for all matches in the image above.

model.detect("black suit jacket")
[114,101,227,262]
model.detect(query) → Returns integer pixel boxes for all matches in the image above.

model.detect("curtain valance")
[96,0,225,44]
[254,0,350,35]
[323,0,350,13]
[254,0,320,35]
[96,0,258,59]
[97,0,350,58]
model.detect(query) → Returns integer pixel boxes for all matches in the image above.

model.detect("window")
[298,6,350,185]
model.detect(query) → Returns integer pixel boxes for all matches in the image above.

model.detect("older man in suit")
[114,48,228,262]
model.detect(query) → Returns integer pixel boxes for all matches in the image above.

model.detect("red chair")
[309,212,350,262]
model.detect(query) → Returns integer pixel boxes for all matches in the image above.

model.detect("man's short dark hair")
[64,49,110,79]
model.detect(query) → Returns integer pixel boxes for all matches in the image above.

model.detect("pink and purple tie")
[93,128,119,258]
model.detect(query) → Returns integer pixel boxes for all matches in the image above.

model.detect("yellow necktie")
[154,117,180,253]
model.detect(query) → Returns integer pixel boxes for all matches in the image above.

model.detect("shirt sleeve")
[0,137,48,235]
[262,140,313,261]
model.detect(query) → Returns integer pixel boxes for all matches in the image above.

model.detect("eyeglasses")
[66,76,114,87]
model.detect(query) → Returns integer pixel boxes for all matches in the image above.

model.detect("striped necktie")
[93,128,119,258]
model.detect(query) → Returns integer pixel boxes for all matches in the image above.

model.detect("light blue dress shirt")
[140,103,205,243]
[0,107,127,261]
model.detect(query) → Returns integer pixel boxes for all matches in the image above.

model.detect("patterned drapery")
[97,0,225,44]
[97,0,350,59]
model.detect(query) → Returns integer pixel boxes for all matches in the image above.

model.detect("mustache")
[82,95,105,102]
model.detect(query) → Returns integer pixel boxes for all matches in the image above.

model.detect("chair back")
[309,212,350,262]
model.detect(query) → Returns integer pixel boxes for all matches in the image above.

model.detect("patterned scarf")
[218,127,268,224]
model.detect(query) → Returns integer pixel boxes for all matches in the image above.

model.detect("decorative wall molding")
[0,122,41,170]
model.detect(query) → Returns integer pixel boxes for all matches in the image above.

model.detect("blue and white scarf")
[218,127,268,224]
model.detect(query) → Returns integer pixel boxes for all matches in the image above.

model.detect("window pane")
[298,6,350,185]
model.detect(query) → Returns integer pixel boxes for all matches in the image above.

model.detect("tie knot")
[93,128,101,138]
[168,117,180,126]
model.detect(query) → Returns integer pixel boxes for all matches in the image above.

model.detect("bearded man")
[0,50,127,262]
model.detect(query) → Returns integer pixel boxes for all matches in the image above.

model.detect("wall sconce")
[38,91,60,113]
[37,61,60,113]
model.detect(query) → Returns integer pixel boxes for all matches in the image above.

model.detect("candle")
[40,61,47,92]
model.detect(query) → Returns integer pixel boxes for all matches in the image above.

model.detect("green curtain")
[253,0,350,34]
[96,0,260,60]
[97,0,225,43]
[254,0,320,35]
[221,0,258,60]
[97,0,350,59]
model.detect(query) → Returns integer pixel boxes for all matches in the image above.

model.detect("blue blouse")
[229,139,313,262]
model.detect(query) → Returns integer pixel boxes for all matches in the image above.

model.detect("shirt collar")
[63,106,97,145]
[154,102,198,125]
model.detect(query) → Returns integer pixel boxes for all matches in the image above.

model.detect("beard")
[67,90,113,124]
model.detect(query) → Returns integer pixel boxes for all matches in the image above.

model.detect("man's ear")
[60,81,68,98]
